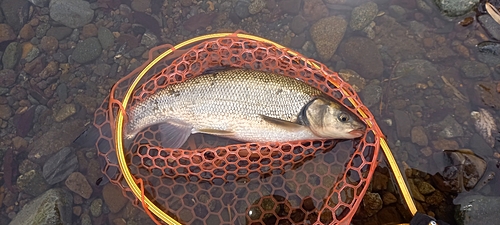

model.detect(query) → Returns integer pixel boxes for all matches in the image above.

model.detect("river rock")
[278,0,301,15]
[310,16,347,61]
[350,2,378,31]
[394,59,438,87]
[97,27,114,49]
[339,36,383,79]
[19,24,35,40]
[437,115,463,138]
[0,69,17,87]
[411,126,428,146]
[360,82,382,108]
[0,0,29,30]
[459,60,490,79]
[46,26,73,40]
[0,23,16,43]
[16,169,50,196]
[362,192,383,217]
[478,15,500,41]
[8,188,73,225]
[102,183,128,213]
[72,37,102,64]
[42,147,78,185]
[65,172,92,199]
[29,0,50,7]
[2,42,21,69]
[433,0,480,17]
[394,110,412,138]
[0,104,13,120]
[290,15,309,34]
[49,0,94,28]
[303,0,328,22]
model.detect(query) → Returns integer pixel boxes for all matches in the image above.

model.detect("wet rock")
[131,0,150,12]
[35,22,51,39]
[290,15,308,34]
[2,42,21,69]
[394,59,438,87]
[381,192,397,205]
[388,5,406,19]
[416,0,433,14]
[362,192,383,217]
[417,181,435,195]
[455,195,500,225]
[13,106,36,137]
[85,159,102,187]
[459,60,490,79]
[434,0,480,17]
[12,136,28,149]
[350,2,378,31]
[46,26,73,40]
[52,52,67,63]
[0,104,13,120]
[56,83,67,101]
[338,69,366,92]
[394,110,412,138]
[278,0,301,15]
[310,16,347,61]
[425,190,444,206]
[339,36,383,79]
[54,103,76,122]
[0,69,17,87]
[90,198,103,217]
[431,138,459,150]
[19,24,35,40]
[408,179,425,201]
[360,82,382,108]
[8,188,72,225]
[426,45,456,62]
[17,169,50,196]
[28,119,85,163]
[140,32,158,48]
[102,183,128,213]
[234,0,251,19]
[72,37,102,64]
[93,63,112,76]
[371,171,389,191]
[303,0,328,22]
[437,115,463,138]
[0,23,16,43]
[29,0,49,7]
[40,36,59,55]
[478,15,500,41]
[97,27,114,49]
[248,0,266,14]
[82,24,98,38]
[49,0,94,28]
[411,126,428,146]
[290,33,306,48]
[18,159,40,174]
[24,46,40,62]
[65,172,92,199]
[42,147,78,185]
[0,0,29,31]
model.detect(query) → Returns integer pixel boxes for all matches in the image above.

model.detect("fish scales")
[126,69,325,142]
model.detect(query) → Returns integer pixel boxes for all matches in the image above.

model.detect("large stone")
[71,37,102,64]
[433,0,480,17]
[310,16,347,61]
[42,147,78,185]
[2,42,21,69]
[8,188,72,225]
[0,0,29,31]
[0,23,16,43]
[339,36,383,79]
[49,0,94,28]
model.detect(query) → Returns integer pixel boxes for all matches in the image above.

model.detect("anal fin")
[159,120,193,148]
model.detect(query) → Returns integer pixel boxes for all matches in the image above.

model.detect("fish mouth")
[348,129,365,138]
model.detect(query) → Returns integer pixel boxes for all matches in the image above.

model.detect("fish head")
[303,97,366,139]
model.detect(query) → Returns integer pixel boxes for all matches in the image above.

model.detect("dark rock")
[434,0,480,17]
[43,147,78,185]
[278,0,301,15]
[0,0,29,31]
[97,27,114,49]
[0,69,17,87]
[16,169,50,196]
[459,60,491,78]
[234,1,251,19]
[290,15,309,34]
[394,109,412,138]
[477,15,500,41]
[310,16,347,61]
[2,42,21,69]
[0,23,16,43]
[360,82,382,108]
[35,23,51,39]
[13,105,36,137]
[71,37,102,64]
[49,0,94,28]
[46,26,73,40]
[93,63,112,76]
[437,115,463,138]
[9,188,73,225]
[339,37,383,79]
[183,12,217,32]
[303,0,328,22]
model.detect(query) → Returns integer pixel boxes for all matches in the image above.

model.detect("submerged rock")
[310,16,347,61]
[455,195,500,225]
[433,0,480,17]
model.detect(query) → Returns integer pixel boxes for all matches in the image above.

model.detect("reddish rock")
[23,57,45,75]
[82,24,98,38]
[65,172,92,199]
[0,23,16,43]
[19,24,35,40]
[0,69,17,87]
[303,0,329,22]
[40,36,59,54]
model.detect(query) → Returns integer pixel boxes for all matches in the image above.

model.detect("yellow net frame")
[111,33,417,224]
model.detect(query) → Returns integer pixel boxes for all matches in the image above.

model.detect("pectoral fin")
[195,128,235,136]
[159,120,193,148]
[259,114,303,130]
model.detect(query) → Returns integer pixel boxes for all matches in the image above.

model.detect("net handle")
[112,32,416,224]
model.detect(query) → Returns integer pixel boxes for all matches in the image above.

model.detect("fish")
[471,108,498,148]
[124,68,366,148]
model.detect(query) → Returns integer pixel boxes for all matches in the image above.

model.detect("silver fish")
[471,108,498,148]
[124,68,366,148]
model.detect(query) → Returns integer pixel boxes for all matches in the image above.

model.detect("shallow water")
[0,0,499,224]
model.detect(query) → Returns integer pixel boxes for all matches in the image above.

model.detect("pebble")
[394,110,412,138]
[234,0,251,19]
[417,181,435,195]
[0,23,16,43]
[437,115,464,138]
[434,0,479,17]
[0,104,13,120]
[278,0,301,15]
[362,192,383,217]
[310,16,347,61]
[46,26,73,40]
[350,2,378,31]
[131,0,150,12]
[54,103,77,122]
[65,172,93,199]
[248,0,266,14]
[407,179,425,202]
[1,0,29,30]
[303,0,328,22]
[19,24,35,40]
[339,36,383,79]
[411,126,428,146]
[90,198,103,217]
[102,183,128,213]
[2,42,21,69]
[97,27,115,49]
[381,192,397,205]
[459,60,491,78]
[8,188,73,225]
[0,69,17,87]
[49,0,94,28]
[290,15,308,34]
[40,36,59,54]
[394,59,438,87]
[35,22,51,39]
[82,24,98,38]
[140,32,158,48]
[72,37,102,64]
[42,147,78,185]
[93,63,112,76]
[16,169,50,196]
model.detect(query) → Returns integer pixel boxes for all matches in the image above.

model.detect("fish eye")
[338,113,350,122]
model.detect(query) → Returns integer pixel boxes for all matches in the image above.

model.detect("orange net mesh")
[94,34,382,224]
